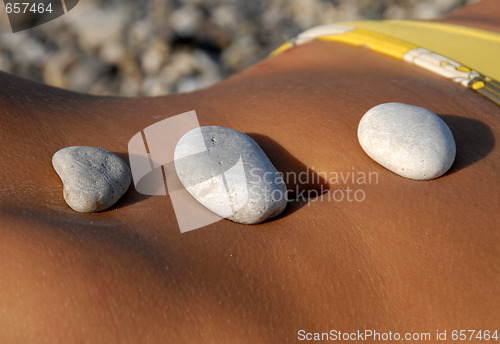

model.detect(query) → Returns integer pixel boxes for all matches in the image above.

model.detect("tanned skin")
[0,1,498,342]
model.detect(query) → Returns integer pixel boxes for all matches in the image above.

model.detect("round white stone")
[174,126,287,225]
[358,103,456,180]
[52,146,131,213]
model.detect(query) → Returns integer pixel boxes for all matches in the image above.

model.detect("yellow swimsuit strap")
[271,20,500,106]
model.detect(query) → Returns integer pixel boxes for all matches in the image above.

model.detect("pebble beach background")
[0,0,477,96]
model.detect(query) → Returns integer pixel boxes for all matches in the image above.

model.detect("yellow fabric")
[318,28,418,59]
[269,20,500,106]
[271,42,292,57]
[340,20,500,81]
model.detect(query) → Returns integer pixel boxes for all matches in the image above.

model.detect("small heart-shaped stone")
[52,146,131,213]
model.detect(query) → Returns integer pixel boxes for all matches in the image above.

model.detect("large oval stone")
[174,126,287,224]
[358,103,456,180]
[52,146,131,213]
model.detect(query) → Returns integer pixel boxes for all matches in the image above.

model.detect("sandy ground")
[0,0,477,96]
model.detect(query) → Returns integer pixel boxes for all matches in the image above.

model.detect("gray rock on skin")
[358,103,456,180]
[174,126,287,225]
[52,146,132,213]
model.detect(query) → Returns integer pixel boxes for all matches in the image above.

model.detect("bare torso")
[0,1,499,342]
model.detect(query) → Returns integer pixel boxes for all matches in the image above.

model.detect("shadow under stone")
[247,133,330,219]
[438,114,495,175]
